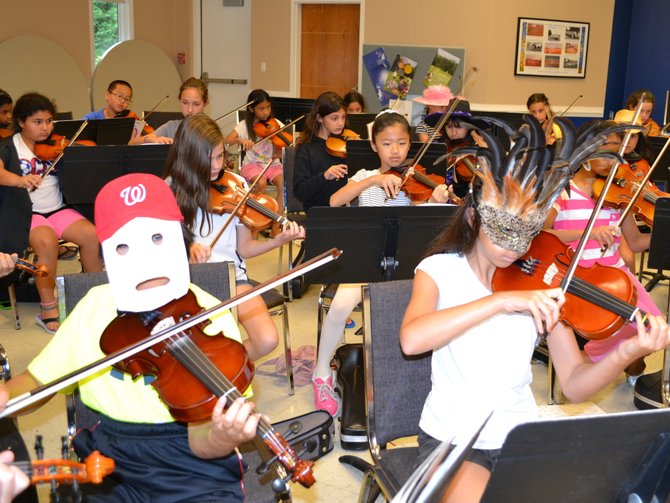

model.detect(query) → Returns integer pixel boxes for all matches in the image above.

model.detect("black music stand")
[53,118,135,145]
[303,205,457,285]
[346,113,377,139]
[480,409,670,502]
[345,140,448,179]
[634,197,670,410]
[58,144,171,221]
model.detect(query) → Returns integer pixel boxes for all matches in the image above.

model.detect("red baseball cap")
[94,173,183,243]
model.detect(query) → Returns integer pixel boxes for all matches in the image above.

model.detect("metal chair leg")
[8,284,20,330]
[281,302,294,395]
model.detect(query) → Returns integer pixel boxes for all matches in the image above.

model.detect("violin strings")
[169,336,296,459]
[167,335,277,440]
[512,261,639,318]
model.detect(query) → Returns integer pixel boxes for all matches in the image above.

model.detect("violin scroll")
[29,450,115,485]
[14,258,50,277]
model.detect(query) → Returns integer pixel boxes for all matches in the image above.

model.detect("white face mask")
[101,217,190,312]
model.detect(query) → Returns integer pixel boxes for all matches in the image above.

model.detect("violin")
[492,231,641,340]
[210,171,288,231]
[21,450,114,486]
[253,118,293,149]
[325,129,360,158]
[592,158,670,226]
[34,133,96,161]
[446,139,477,182]
[99,289,315,488]
[388,164,455,203]
[14,257,50,277]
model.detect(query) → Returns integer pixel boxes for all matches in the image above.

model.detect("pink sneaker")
[312,371,340,416]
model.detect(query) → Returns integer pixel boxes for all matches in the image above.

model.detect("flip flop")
[35,314,58,335]
[58,245,79,260]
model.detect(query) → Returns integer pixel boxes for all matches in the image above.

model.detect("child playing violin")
[225,89,286,230]
[343,90,366,114]
[0,173,262,501]
[83,80,155,144]
[0,93,102,334]
[526,93,562,145]
[400,120,670,503]
[312,110,451,415]
[165,113,305,360]
[544,120,662,384]
[141,77,209,145]
[626,89,662,137]
[413,85,453,143]
[293,92,349,210]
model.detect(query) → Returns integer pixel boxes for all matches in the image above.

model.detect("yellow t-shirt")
[28,284,248,423]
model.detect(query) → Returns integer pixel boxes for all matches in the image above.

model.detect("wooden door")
[300,4,360,99]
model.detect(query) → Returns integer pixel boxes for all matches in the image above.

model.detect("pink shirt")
[552,182,624,269]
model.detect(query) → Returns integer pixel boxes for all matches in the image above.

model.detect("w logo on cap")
[120,184,147,206]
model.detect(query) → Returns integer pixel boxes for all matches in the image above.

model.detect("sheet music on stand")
[391,412,492,503]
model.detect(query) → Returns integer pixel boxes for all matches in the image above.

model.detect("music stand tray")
[58,144,171,219]
[481,409,670,502]
[303,205,457,285]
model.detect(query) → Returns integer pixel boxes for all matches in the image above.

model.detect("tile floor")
[0,245,668,502]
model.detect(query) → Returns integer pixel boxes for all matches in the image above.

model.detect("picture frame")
[514,17,589,78]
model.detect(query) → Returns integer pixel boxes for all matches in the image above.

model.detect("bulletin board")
[361,44,466,114]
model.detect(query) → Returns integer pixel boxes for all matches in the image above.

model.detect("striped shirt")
[552,182,624,268]
[350,168,412,207]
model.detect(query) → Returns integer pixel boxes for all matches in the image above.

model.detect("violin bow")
[142,95,170,121]
[207,159,275,248]
[399,67,479,186]
[561,96,647,293]
[0,248,341,418]
[213,101,254,123]
[31,120,89,192]
[613,135,670,226]
[543,94,583,138]
[252,115,304,146]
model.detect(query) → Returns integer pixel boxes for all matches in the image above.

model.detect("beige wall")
[0,0,195,87]
[250,0,614,114]
[1,0,93,77]
[1,0,614,113]
[251,0,292,93]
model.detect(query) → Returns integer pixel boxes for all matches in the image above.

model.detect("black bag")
[272,410,335,461]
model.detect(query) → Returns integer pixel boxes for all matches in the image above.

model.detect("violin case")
[633,371,666,410]
[334,343,368,451]
[271,410,335,461]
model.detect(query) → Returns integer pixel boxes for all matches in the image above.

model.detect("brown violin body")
[100,290,254,422]
[592,158,669,226]
[253,118,293,149]
[492,231,638,340]
[99,289,316,487]
[209,172,285,231]
[390,164,450,203]
[326,129,360,158]
[35,134,96,161]
[447,139,477,182]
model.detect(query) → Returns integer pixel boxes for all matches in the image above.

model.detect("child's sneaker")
[312,370,340,416]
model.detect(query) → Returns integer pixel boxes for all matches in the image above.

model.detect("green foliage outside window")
[93,1,119,64]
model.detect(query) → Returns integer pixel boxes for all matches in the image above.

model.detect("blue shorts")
[73,414,246,502]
